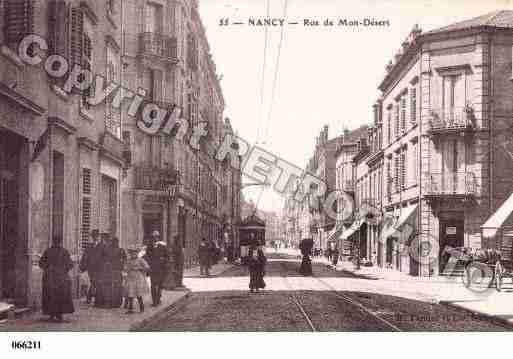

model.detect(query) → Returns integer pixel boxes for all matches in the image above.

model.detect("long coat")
[248,252,266,290]
[198,243,211,266]
[125,257,150,298]
[39,246,75,316]
[144,241,170,281]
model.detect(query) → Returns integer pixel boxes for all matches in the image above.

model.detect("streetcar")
[239,213,266,265]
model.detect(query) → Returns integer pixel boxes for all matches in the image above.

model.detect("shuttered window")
[394,155,399,193]
[48,0,68,57]
[100,175,117,236]
[387,111,392,145]
[394,103,400,139]
[3,0,34,48]
[410,87,417,125]
[82,168,92,195]
[81,197,92,250]
[401,96,406,134]
[70,8,84,66]
[187,33,198,71]
[401,149,406,190]
[81,168,92,251]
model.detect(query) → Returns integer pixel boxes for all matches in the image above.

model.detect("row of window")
[386,86,418,146]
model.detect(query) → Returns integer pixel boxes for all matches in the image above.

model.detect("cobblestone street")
[139,253,510,331]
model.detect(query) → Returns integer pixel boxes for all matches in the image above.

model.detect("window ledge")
[1,45,25,69]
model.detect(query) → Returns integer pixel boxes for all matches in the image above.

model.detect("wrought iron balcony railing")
[134,166,179,192]
[124,32,178,62]
[425,171,477,197]
[428,106,476,135]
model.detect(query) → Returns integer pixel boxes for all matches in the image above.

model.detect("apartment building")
[121,0,241,267]
[0,0,126,308]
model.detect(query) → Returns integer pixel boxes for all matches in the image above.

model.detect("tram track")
[278,259,401,332]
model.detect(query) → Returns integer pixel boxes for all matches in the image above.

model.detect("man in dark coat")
[198,238,211,276]
[144,231,170,306]
[94,233,110,308]
[109,237,126,307]
[39,236,75,322]
[299,238,313,276]
[79,229,102,304]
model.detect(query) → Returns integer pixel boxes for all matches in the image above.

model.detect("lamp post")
[162,171,181,289]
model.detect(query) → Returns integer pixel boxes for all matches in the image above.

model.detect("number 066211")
[11,341,41,350]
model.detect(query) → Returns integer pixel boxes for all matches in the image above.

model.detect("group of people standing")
[38,229,177,322]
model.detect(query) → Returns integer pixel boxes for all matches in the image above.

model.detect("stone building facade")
[0,0,126,308]
[121,0,241,267]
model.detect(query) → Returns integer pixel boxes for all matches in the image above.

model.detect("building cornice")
[0,82,46,116]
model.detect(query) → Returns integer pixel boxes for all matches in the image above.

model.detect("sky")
[199,0,513,214]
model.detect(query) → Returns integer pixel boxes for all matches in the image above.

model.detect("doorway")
[0,129,22,301]
[143,212,162,245]
[439,214,465,273]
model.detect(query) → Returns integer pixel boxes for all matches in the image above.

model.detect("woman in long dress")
[39,236,75,322]
[248,247,267,293]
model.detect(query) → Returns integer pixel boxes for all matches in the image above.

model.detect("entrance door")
[143,212,162,245]
[0,130,21,300]
[439,216,464,272]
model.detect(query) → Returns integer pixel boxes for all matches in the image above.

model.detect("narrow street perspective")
[139,251,509,332]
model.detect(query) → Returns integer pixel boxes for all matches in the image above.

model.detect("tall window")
[442,74,465,120]
[149,69,163,101]
[81,168,92,251]
[3,0,34,50]
[80,15,94,110]
[145,2,163,33]
[187,33,198,71]
[394,103,400,139]
[411,141,418,185]
[410,87,417,125]
[106,45,120,137]
[400,96,406,134]
[394,155,400,193]
[387,111,392,145]
[100,175,117,236]
[401,148,407,189]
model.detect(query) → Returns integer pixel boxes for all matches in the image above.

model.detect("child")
[124,245,150,314]
[248,247,267,293]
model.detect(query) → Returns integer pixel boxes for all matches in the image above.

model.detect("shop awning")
[340,220,364,241]
[482,193,513,238]
[382,204,418,240]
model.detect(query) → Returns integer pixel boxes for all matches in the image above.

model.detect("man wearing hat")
[144,230,170,306]
[79,229,102,304]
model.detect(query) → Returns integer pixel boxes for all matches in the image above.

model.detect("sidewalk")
[316,255,513,328]
[0,262,234,331]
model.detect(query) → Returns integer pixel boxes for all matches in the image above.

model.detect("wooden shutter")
[82,168,92,195]
[394,104,400,139]
[410,88,417,125]
[69,7,84,66]
[401,96,406,133]
[81,197,92,250]
[394,156,399,192]
[48,0,68,56]
[401,150,406,189]
[4,0,34,46]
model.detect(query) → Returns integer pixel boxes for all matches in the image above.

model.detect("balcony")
[425,171,477,203]
[428,106,476,137]
[124,32,178,64]
[134,166,179,192]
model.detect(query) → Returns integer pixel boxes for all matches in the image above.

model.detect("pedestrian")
[110,237,126,308]
[198,238,211,276]
[124,245,150,314]
[144,230,170,307]
[79,229,102,305]
[248,247,266,293]
[39,236,75,322]
[95,233,112,308]
[331,244,340,268]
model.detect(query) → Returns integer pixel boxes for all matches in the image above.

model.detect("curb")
[439,300,513,330]
[130,290,192,331]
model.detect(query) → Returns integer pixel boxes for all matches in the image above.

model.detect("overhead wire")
[262,0,289,145]
[256,0,271,144]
